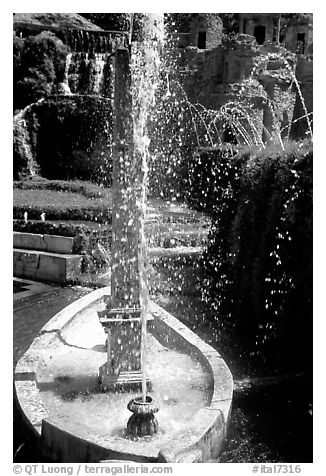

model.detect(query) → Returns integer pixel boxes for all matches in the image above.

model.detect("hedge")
[195,140,312,372]
[13,205,112,223]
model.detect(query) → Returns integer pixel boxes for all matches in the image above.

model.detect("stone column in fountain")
[98,14,164,391]
[111,48,140,311]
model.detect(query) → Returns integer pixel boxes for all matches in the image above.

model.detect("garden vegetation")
[188,140,312,372]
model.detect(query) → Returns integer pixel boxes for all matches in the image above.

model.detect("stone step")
[13,248,83,284]
[13,231,74,254]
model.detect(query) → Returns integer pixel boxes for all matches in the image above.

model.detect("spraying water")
[131,13,164,404]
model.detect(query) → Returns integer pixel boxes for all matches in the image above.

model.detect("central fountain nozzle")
[127,396,159,437]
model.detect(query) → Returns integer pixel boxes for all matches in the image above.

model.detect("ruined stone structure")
[174,13,313,143]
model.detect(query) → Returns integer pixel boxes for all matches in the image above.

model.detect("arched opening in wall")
[197,31,206,49]
[222,125,238,144]
[296,33,306,54]
[254,25,266,45]
[243,18,247,34]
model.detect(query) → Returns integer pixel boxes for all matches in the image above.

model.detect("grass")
[14,189,107,208]
[13,179,112,222]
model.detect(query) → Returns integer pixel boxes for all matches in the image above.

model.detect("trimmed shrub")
[14,96,113,183]
[14,219,84,238]
[200,140,312,373]
[13,204,111,223]
[186,144,240,213]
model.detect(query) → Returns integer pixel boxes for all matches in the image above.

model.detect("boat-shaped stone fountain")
[14,14,233,463]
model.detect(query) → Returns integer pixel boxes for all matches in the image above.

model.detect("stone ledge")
[13,248,83,283]
[13,232,74,254]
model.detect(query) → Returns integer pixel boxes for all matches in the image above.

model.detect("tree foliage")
[13,31,69,111]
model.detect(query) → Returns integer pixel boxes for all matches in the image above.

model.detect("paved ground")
[13,279,92,461]
[13,279,92,366]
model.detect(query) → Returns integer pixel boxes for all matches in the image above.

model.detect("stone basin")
[14,286,233,463]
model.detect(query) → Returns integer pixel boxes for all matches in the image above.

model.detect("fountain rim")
[14,285,233,463]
